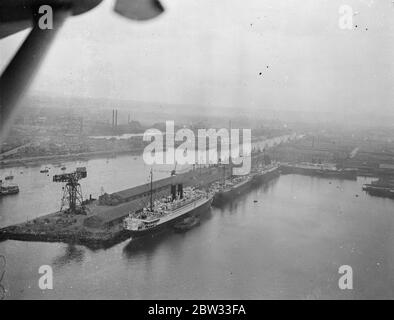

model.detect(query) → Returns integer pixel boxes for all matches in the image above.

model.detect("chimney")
[115,110,118,127]
[171,184,177,201]
[177,184,183,199]
[112,109,115,128]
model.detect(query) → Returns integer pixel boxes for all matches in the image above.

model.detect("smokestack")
[178,184,183,199]
[115,110,118,128]
[112,109,115,128]
[171,185,177,201]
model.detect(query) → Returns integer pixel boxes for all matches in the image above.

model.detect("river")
[1,139,393,299]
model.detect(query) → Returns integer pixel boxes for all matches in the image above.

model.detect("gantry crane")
[53,167,87,214]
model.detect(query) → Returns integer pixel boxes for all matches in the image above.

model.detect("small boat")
[0,185,19,195]
[40,167,49,173]
[174,216,200,232]
[0,179,19,196]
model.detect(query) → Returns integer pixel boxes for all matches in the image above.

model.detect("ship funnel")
[171,184,177,201]
[177,184,183,199]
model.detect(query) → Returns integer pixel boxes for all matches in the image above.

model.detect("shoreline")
[1,163,376,249]
[0,160,270,248]
[0,134,292,169]
[0,148,144,169]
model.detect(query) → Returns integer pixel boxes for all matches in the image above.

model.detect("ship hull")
[126,197,213,238]
[363,185,394,199]
[251,167,280,186]
[0,187,19,196]
[213,178,253,206]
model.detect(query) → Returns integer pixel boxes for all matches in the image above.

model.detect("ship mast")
[150,168,153,212]
[228,119,232,181]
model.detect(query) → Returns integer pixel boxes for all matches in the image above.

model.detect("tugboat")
[174,215,200,232]
[40,166,49,173]
[123,170,213,238]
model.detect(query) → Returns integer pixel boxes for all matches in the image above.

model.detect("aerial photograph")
[0,0,393,304]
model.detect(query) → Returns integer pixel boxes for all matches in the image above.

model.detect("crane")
[53,167,87,214]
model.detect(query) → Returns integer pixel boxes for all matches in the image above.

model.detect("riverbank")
[0,148,144,169]
[0,158,281,248]
[0,163,234,248]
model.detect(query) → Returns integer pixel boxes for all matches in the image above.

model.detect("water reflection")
[52,245,85,268]
[1,169,394,299]
[122,209,213,259]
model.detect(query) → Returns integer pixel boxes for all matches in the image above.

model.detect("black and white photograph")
[0,0,393,303]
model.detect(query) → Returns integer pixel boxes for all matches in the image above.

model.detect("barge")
[363,178,394,199]
[362,184,394,199]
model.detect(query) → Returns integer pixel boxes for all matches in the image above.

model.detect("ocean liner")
[123,170,213,237]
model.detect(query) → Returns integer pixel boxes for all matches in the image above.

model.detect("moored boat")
[40,167,49,173]
[124,190,212,237]
[173,215,201,232]
[212,174,254,205]
[363,184,394,199]
[0,179,19,196]
[280,163,357,180]
[123,170,212,238]
[251,163,280,185]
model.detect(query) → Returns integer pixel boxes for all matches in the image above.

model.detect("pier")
[0,149,282,248]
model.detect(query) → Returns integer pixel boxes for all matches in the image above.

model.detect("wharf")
[280,163,357,180]
[0,164,235,248]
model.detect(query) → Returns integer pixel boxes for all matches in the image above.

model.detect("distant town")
[0,97,292,167]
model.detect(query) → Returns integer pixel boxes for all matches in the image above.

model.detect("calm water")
[1,154,394,299]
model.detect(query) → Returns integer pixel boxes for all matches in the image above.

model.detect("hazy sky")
[1,0,393,116]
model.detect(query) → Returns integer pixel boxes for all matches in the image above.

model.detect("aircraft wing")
[0,0,165,143]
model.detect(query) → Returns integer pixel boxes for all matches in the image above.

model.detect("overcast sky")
[1,0,393,116]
